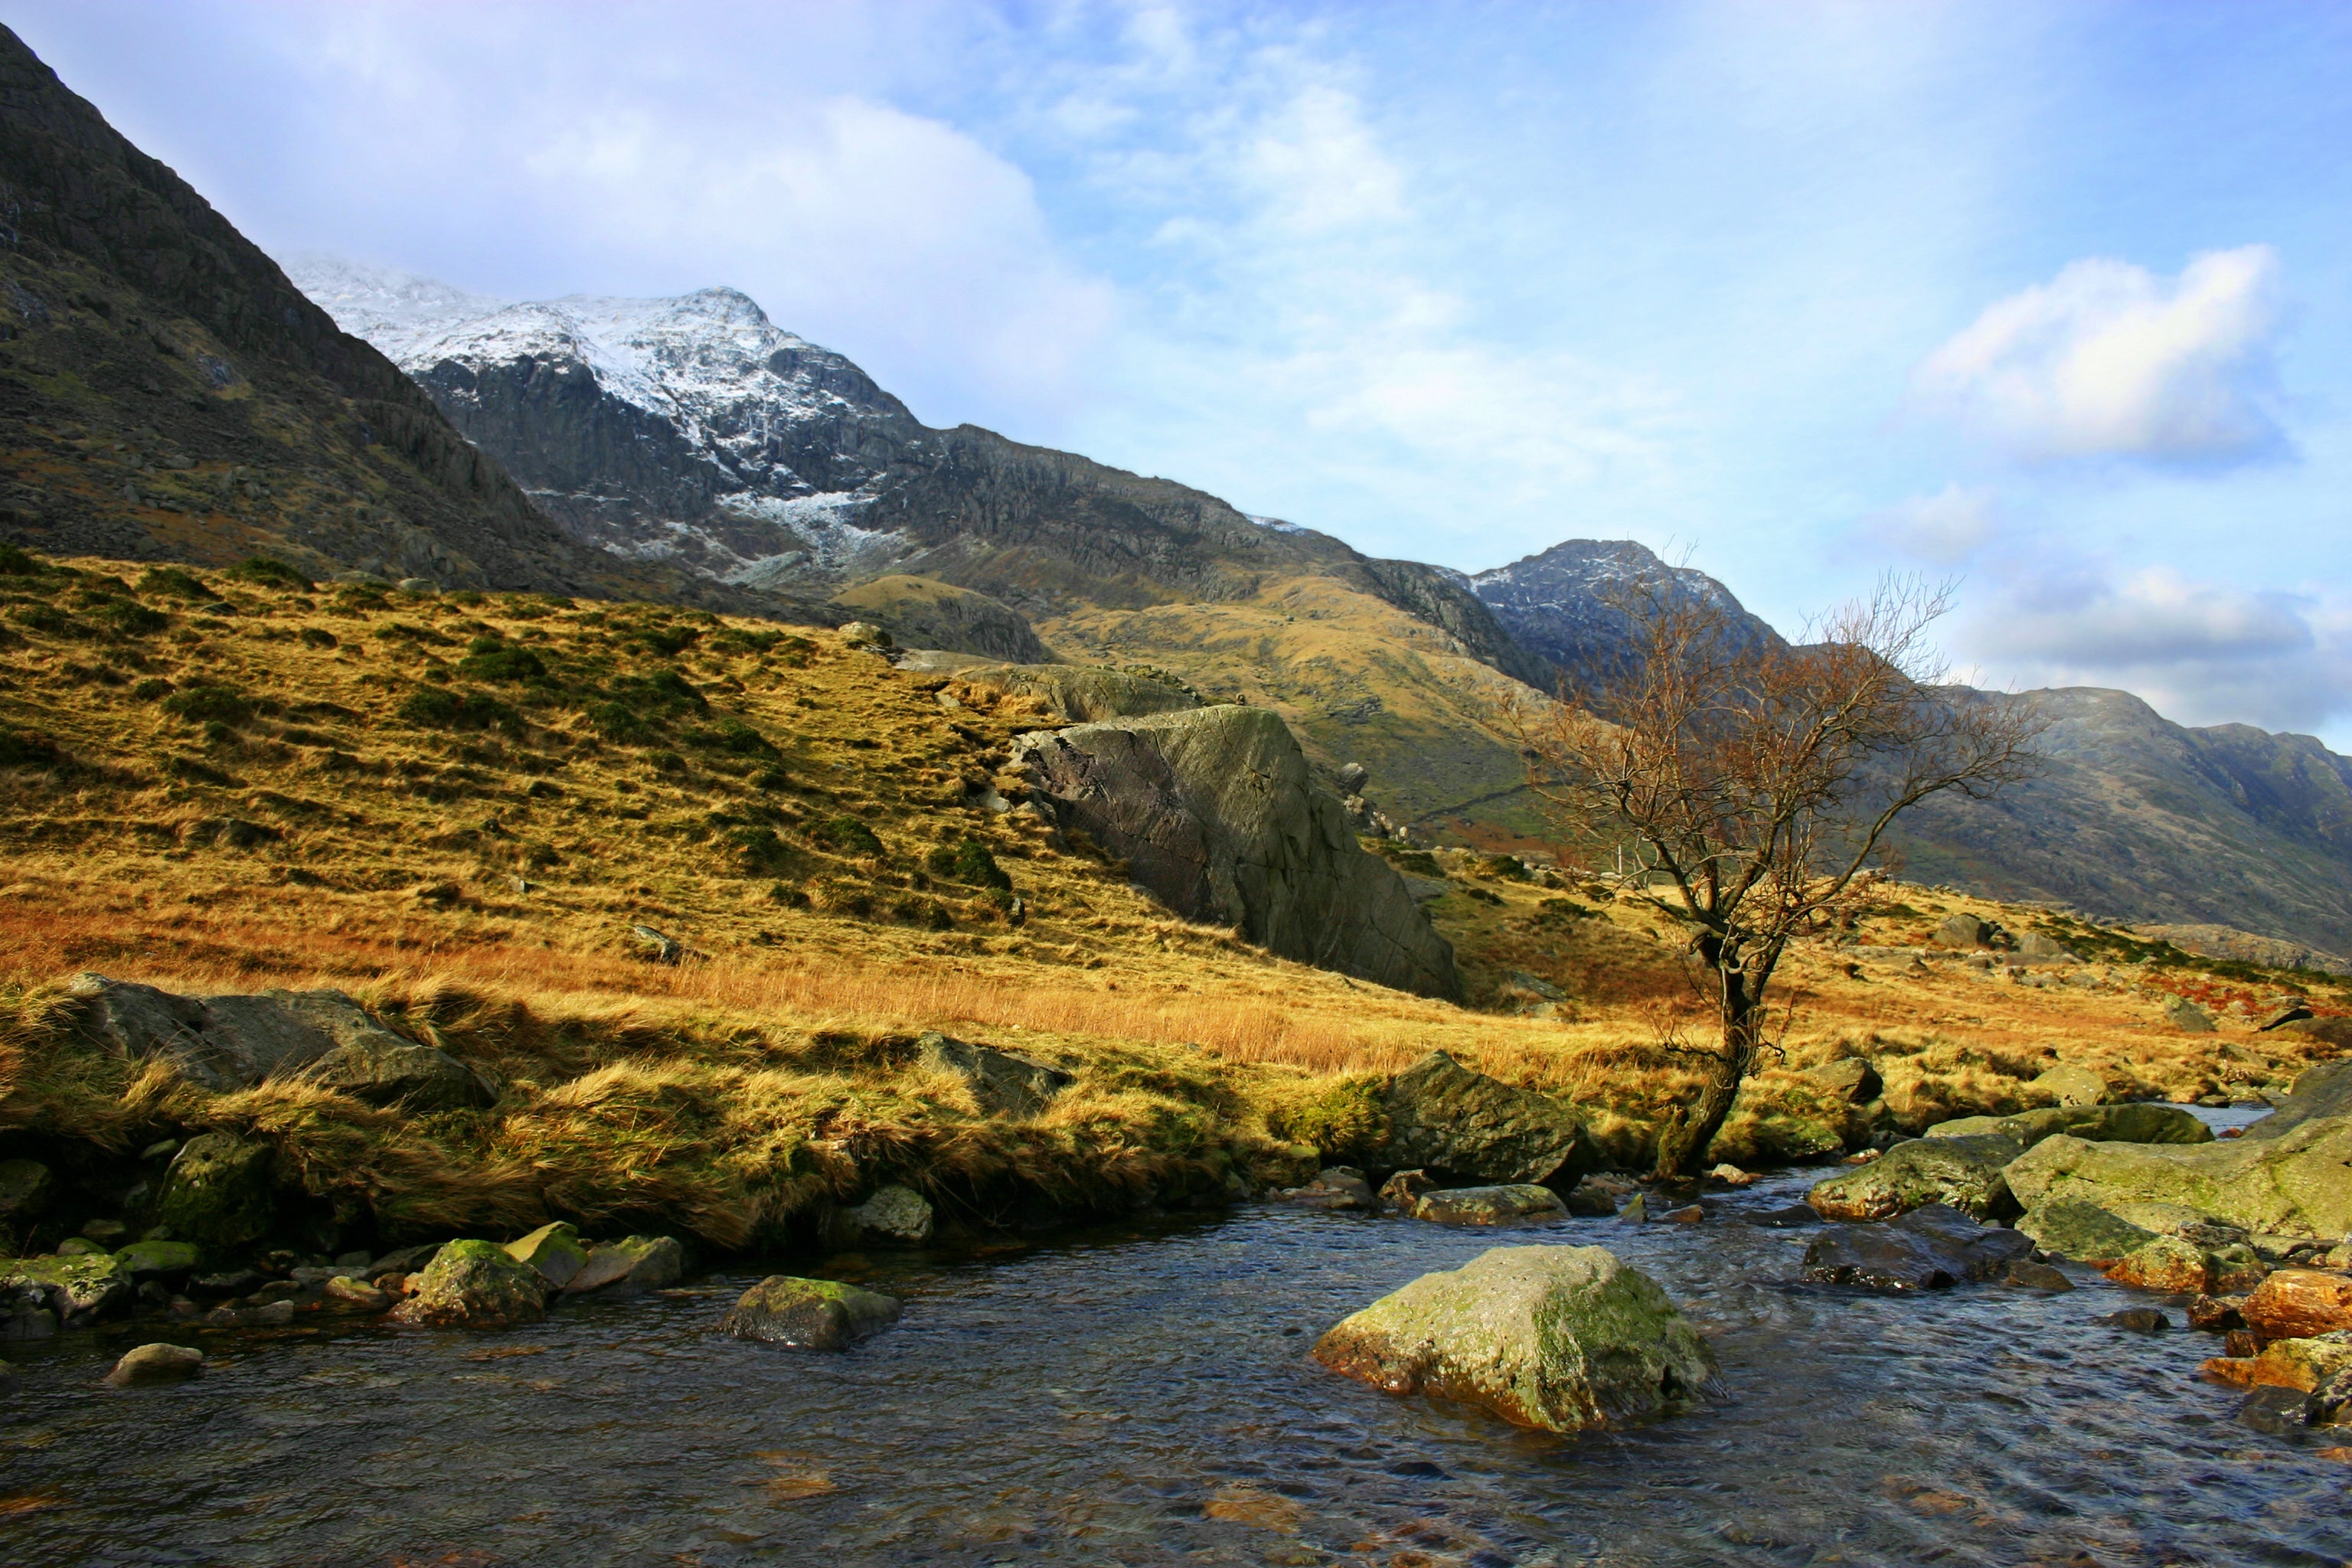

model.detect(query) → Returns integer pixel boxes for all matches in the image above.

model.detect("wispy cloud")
[1862,484,2002,565]
[1913,247,2287,465]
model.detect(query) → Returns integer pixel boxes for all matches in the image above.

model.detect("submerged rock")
[2101,1308,2171,1333]
[390,1239,547,1328]
[567,1235,684,1295]
[503,1221,588,1289]
[721,1276,903,1350]
[104,1343,202,1384]
[916,1031,1072,1118]
[1012,707,1459,998]
[1802,1204,2033,1292]
[1409,1184,1568,1227]
[155,1132,279,1247]
[1372,1050,1587,1185]
[1806,1134,2022,1222]
[1311,1244,1723,1433]
[2004,1117,2352,1239]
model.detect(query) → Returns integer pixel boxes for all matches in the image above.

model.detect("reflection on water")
[2,1170,2343,1566]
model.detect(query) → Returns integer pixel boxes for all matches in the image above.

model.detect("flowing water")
[2,1161,2343,1566]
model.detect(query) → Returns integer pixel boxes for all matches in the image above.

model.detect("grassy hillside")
[0,547,2340,1254]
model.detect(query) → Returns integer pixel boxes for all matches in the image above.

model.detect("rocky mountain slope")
[0,27,694,603]
[1469,537,1785,689]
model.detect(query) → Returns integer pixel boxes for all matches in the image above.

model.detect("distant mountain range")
[4,21,2348,961]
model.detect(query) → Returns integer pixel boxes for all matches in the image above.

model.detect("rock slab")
[1312,1244,1723,1432]
[721,1276,902,1349]
[1013,707,1459,998]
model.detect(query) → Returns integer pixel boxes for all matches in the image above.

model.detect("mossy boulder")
[846,1186,934,1244]
[720,1276,903,1349]
[390,1238,547,1328]
[155,1132,278,1247]
[1807,1134,2024,1222]
[2016,1201,2159,1264]
[2004,1118,2352,1239]
[2,1253,135,1324]
[104,1343,203,1385]
[1312,1245,1723,1433]
[1926,1104,2210,1148]
[111,1239,202,1280]
[502,1221,587,1289]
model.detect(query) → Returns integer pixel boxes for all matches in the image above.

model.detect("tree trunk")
[1654,972,1765,1178]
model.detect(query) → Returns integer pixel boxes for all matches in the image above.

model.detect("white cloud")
[1914,247,2287,463]
[1864,483,2001,564]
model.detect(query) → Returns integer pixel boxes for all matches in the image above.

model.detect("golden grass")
[0,547,2341,1250]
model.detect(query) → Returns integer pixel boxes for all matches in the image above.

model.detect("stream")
[2,1142,2342,1566]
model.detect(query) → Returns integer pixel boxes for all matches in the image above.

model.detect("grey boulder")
[1370,1050,1587,1185]
[1924,1103,2211,1148]
[1807,1134,2023,1221]
[2005,1117,2352,1240]
[1408,1184,1569,1227]
[66,973,488,1104]
[2237,1060,2352,1142]
[917,1031,1071,1117]
[566,1235,685,1295]
[1011,707,1459,998]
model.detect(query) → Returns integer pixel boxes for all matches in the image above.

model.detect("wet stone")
[1802,1204,2033,1292]
[1409,1184,1567,1227]
[720,1276,903,1350]
[2102,1308,2171,1333]
[104,1343,202,1385]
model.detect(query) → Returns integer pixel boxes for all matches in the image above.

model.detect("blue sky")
[14,2,2352,743]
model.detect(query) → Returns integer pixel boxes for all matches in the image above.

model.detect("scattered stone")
[1619,1192,1650,1224]
[2028,1065,2108,1106]
[1567,1173,1635,1217]
[2103,1236,2213,1295]
[2188,1294,2248,1331]
[243,1298,295,1326]
[1311,1244,1723,1433]
[1707,1164,1756,1187]
[1802,1203,2034,1292]
[2017,1201,2160,1264]
[720,1276,903,1349]
[1370,1050,1588,1185]
[2210,1243,2271,1293]
[56,1237,103,1257]
[80,1217,128,1244]
[2014,932,2077,962]
[2163,996,2217,1034]
[2004,1260,2074,1291]
[1276,1168,1380,1212]
[1802,1058,1883,1104]
[2259,1004,2317,1032]
[1806,1134,2022,1222]
[154,1132,278,1247]
[502,1221,589,1289]
[187,1269,263,1299]
[2102,1308,2171,1333]
[1663,1204,1705,1224]
[2247,1334,2352,1393]
[1746,1204,1823,1228]
[915,1031,1073,1117]
[1408,1184,1568,1227]
[2242,1270,2352,1339]
[1932,913,1994,949]
[110,1239,201,1280]
[389,1239,548,1328]
[1378,1169,1435,1208]
[2237,1383,2314,1434]
[324,1276,390,1312]
[103,1343,202,1384]
[845,1186,936,1245]
[565,1235,685,1295]
[0,1158,55,1223]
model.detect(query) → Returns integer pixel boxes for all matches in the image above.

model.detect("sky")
[12,1,2352,744]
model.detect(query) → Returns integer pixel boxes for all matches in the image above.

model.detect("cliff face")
[0,25,658,595]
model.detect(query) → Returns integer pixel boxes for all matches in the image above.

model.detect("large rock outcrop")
[2239,1060,2352,1143]
[65,973,490,1106]
[1012,707,1459,997]
[945,663,1200,723]
[1924,1104,2212,1148]
[1370,1050,1586,1184]
[2004,1119,2352,1240]
[831,576,1051,663]
[1312,1244,1722,1432]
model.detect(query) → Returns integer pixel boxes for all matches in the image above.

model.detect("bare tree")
[1516,574,2042,1178]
